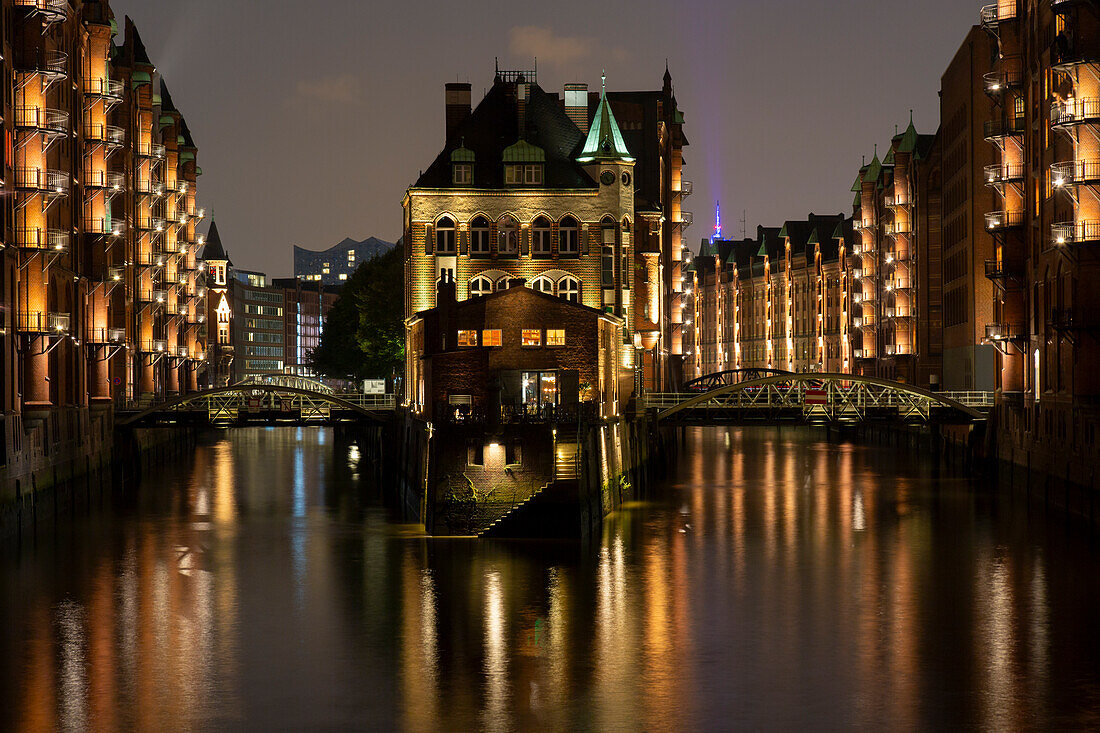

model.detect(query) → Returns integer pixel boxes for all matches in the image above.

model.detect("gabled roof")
[126,17,152,66]
[864,153,883,183]
[578,78,634,163]
[414,79,594,189]
[896,118,919,154]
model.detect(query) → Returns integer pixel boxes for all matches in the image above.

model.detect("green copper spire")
[577,72,634,163]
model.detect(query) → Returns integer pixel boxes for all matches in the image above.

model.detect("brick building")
[406,278,624,423]
[403,63,689,395]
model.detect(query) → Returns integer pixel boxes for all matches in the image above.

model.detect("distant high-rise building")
[294,236,394,286]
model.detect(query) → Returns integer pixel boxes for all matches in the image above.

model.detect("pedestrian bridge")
[116,385,394,428]
[646,373,992,425]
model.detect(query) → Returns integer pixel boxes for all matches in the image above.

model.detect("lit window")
[457,330,478,347]
[522,329,541,346]
[338,273,348,281]
[453,163,472,185]
[505,165,522,185]
[322,267,330,275]
[470,216,491,256]
[482,329,502,346]
[532,217,552,257]
[498,216,518,256]
[546,329,565,346]
[524,164,543,184]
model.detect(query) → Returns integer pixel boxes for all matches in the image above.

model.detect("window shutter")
[581,225,589,255]
[425,225,434,255]
[521,228,529,256]
[459,226,468,256]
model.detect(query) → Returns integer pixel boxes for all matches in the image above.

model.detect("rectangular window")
[546,329,565,346]
[457,330,478,347]
[522,329,542,346]
[453,164,472,185]
[482,329,502,346]
[533,228,551,256]
[505,165,522,185]
[559,228,578,254]
[524,164,543,184]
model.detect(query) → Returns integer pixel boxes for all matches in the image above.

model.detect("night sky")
[120,0,985,276]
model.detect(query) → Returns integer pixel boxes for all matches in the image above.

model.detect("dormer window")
[450,143,475,186]
[502,139,546,186]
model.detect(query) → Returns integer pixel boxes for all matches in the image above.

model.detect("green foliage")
[310,244,405,380]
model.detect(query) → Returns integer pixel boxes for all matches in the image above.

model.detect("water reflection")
[2,426,1099,731]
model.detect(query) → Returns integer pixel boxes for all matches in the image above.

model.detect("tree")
[310,243,404,381]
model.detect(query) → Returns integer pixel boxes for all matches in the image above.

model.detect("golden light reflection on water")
[3,426,1100,731]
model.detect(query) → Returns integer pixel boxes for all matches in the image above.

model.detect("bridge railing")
[644,389,995,411]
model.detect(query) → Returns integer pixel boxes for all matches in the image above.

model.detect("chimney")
[445,82,471,141]
[436,272,457,350]
[564,83,589,133]
[516,75,529,138]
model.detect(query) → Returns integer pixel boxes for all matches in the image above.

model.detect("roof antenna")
[910,108,914,124]
[740,210,747,239]
[601,70,606,94]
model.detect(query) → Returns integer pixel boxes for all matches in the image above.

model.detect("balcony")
[980,2,1017,29]
[678,211,693,228]
[140,339,169,354]
[86,327,126,344]
[16,228,68,252]
[13,0,69,22]
[984,258,1024,284]
[1051,220,1100,246]
[84,122,126,150]
[14,167,69,195]
[985,163,1025,185]
[983,68,1023,97]
[984,117,1025,142]
[84,170,125,193]
[853,348,874,359]
[16,311,70,333]
[136,251,169,267]
[985,210,1025,231]
[1051,98,1100,128]
[679,180,692,197]
[884,195,910,208]
[1052,159,1100,188]
[83,77,124,103]
[1052,0,1088,12]
[86,217,125,237]
[884,344,913,356]
[99,266,125,283]
[849,267,863,279]
[136,142,166,160]
[136,216,167,232]
[138,290,168,306]
[884,221,911,237]
[14,106,69,136]
[17,50,68,81]
[984,323,1026,343]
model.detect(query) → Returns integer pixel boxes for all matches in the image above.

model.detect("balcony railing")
[16,311,70,333]
[984,117,1026,141]
[16,228,69,251]
[1051,159,1100,188]
[136,251,169,267]
[983,68,1022,96]
[83,169,125,192]
[884,195,911,208]
[1051,220,1100,246]
[140,339,169,353]
[884,221,911,236]
[985,323,1025,342]
[13,0,69,21]
[86,327,126,344]
[679,180,692,197]
[1051,98,1100,128]
[83,77,124,102]
[884,344,913,356]
[136,216,167,232]
[86,217,125,236]
[138,290,168,306]
[14,106,69,134]
[679,211,693,228]
[101,266,125,283]
[985,163,1025,185]
[17,50,67,79]
[980,2,1017,28]
[135,178,164,196]
[985,210,1025,231]
[14,167,69,194]
[136,142,166,160]
[84,122,126,148]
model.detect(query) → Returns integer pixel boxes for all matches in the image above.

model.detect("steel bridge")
[116,385,394,428]
[646,373,991,425]
[681,368,794,392]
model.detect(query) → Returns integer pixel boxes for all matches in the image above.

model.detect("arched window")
[470,216,490,257]
[498,216,518,256]
[559,216,579,256]
[469,275,494,298]
[532,216,552,257]
[530,275,554,294]
[435,217,456,254]
[558,276,580,303]
[495,275,513,291]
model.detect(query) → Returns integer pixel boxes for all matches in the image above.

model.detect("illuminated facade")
[686,213,855,378]
[2,2,205,495]
[403,65,688,402]
[979,0,1100,481]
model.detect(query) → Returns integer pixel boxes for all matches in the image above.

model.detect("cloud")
[508,26,597,68]
[295,74,362,104]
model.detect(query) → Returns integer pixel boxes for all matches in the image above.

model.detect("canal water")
[2,426,1099,731]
